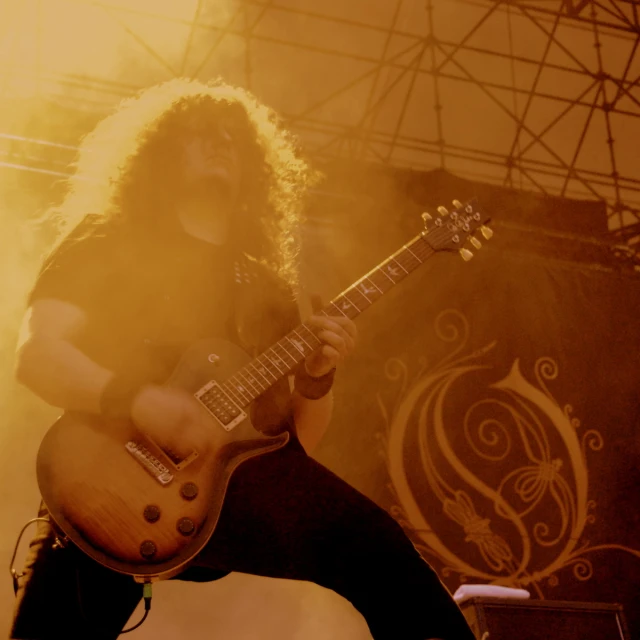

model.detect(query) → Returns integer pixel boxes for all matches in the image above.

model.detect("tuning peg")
[480,225,493,239]
[452,199,462,209]
[469,237,482,250]
[421,211,432,222]
[437,206,449,216]
[459,248,473,261]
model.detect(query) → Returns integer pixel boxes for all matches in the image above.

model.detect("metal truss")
[1,0,639,251]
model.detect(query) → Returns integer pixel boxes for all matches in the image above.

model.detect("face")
[179,113,244,206]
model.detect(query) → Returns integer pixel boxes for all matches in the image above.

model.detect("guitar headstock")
[421,198,492,261]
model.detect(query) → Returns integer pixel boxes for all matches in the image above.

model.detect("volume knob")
[177,518,196,536]
[180,482,199,501]
[139,540,157,559]
[143,505,161,523]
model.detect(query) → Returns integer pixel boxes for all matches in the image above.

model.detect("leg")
[10,503,142,640]
[190,439,474,640]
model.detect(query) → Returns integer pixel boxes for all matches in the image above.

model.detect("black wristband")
[294,365,336,400]
[99,374,142,419]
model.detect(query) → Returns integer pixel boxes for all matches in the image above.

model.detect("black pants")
[10,438,474,640]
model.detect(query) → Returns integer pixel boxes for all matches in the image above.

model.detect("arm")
[15,298,113,413]
[289,315,357,454]
[16,298,212,456]
[291,390,334,455]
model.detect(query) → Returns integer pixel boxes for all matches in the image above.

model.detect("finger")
[323,322,356,354]
[317,330,351,358]
[306,315,338,332]
[318,344,341,366]
[309,315,357,344]
[316,314,358,340]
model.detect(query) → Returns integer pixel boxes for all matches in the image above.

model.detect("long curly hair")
[54,78,316,287]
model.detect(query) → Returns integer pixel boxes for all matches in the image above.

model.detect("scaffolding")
[1,0,638,246]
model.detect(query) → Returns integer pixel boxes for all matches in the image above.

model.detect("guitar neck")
[218,232,434,409]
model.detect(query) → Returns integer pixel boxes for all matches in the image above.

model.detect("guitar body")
[36,337,289,582]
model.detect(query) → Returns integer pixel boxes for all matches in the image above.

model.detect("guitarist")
[10,78,474,640]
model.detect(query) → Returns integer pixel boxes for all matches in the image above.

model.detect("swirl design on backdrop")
[377,309,640,596]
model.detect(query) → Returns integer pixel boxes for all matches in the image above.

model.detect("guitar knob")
[143,505,161,523]
[177,518,196,536]
[140,540,157,559]
[180,482,199,501]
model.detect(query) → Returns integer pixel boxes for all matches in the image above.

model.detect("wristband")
[294,365,336,400]
[99,373,142,418]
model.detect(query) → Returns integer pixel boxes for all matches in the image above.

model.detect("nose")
[214,123,233,143]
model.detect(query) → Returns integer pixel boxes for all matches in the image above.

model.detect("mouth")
[207,152,232,164]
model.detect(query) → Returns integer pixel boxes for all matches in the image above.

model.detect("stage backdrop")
[304,168,640,638]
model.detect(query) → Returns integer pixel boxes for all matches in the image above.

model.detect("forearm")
[291,389,333,454]
[15,337,113,413]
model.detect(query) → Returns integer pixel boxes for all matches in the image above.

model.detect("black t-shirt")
[29,215,301,432]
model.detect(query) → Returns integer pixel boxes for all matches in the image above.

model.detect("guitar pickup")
[195,381,246,432]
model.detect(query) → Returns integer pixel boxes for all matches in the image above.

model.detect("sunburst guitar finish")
[37,338,289,582]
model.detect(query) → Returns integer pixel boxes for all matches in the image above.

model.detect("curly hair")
[55,78,316,287]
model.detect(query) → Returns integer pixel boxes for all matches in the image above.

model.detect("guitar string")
[215,207,483,410]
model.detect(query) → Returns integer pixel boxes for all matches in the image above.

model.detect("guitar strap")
[228,253,298,359]
[227,254,259,356]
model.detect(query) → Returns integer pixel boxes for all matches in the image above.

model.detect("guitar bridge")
[125,441,174,486]
[195,381,246,432]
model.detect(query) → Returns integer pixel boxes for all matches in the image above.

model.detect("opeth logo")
[376,309,640,596]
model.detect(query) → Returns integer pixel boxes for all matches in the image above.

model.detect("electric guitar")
[36,198,492,582]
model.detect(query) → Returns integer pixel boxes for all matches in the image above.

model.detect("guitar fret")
[346,287,371,309]
[249,361,271,385]
[368,269,395,293]
[256,355,279,381]
[329,301,351,317]
[379,261,402,282]
[353,287,371,303]
[403,244,422,264]
[396,254,418,272]
[221,380,246,405]
[376,265,396,284]
[280,337,306,364]
[273,341,298,368]
[414,242,431,261]
[333,295,359,316]
[364,276,383,294]
[353,287,370,303]
[391,257,408,274]
[238,369,263,395]
[267,348,287,374]
[355,278,382,302]
[228,375,254,403]
[290,329,314,352]
[298,324,322,348]
[283,336,307,359]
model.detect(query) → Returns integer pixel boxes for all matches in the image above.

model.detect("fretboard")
[217,232,434,408]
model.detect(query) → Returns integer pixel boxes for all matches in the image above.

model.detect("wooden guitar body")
[37,337,289,582]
